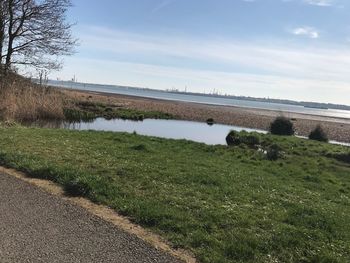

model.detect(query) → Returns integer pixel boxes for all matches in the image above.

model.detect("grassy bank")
[65,101,174,122]
[0,126,349,262]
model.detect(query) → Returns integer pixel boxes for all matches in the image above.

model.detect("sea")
[48,80,350,120]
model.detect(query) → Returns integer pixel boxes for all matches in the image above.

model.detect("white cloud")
[59,26,350,104]
[292,27,319,38]
[303,0,334,6]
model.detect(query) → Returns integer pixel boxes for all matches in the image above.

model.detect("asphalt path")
[0,172,180,263]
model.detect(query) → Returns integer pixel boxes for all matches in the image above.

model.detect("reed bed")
[0,74,66,122]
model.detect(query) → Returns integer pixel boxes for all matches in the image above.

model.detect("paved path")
[0,173,180,263]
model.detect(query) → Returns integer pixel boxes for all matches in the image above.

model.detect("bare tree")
[0,0,7,67]
[0,0,76,73]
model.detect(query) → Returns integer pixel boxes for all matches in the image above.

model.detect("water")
[66,118,266,145]
[31,118,350,147]
[48,80,350,120]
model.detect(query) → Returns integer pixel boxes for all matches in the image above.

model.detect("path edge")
[0,166,197,263]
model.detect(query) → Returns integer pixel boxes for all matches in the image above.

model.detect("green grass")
[64,101,174,121]
[0,126,349,262]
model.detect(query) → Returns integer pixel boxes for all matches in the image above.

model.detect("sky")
[54,0,350,105]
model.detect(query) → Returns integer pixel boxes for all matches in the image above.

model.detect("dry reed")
[0,74,66,122]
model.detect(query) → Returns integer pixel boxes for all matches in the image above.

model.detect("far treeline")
[167,90,350,111]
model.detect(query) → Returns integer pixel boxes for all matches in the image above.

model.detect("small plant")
[131,144,147,151]
[270,116,295,136]
[266,144,282,161]
[64,178,90,197]
[104,107,113,113]
[206,118,214,126]
[309,125,328,142]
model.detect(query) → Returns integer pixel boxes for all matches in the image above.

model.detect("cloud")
[303,0,334,6]
[59,57,350,104]
[77,26,350,81]
[292,27,319,38]
[61,26,350,104]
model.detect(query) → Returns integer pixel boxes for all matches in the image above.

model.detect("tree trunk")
[4,0,13,72]
[0,2,4,66]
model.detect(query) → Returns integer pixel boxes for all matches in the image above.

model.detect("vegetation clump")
[226,130,260,147]
[206,118,215,125]
[270,116,295,136]
[333,152,350,164]
[63,178,91,197]
[266,144,283,161]
[309,125,328,142]
[66,100,174,122]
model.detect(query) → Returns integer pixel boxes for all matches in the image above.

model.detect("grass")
[0,126,349,262]
[65,101,174,122]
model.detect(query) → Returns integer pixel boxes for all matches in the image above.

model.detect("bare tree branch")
[0,0,77,73]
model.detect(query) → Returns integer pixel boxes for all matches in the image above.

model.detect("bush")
[309,125,328,142]
[226,130,260,147]
[64,178,91,197]
[266,144,282,161]
[226,130,240,146]
[206,118,214,125]
[270,117,295,136]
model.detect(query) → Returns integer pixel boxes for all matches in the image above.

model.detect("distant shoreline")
[47,80,350,115]
[61,87,350,143]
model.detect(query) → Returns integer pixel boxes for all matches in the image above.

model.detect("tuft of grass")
[0,127,349,262]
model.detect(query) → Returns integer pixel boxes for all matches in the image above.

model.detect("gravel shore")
[64,89,350,143]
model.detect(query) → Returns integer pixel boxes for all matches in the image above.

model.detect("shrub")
[241,133,260,147]
[266,144,282,161]
[309,125,328,142]
[270,117,295,136]
[226,130,240,146]
[206,118,214,126]
[226,130,260,147]
[64,178,91,197]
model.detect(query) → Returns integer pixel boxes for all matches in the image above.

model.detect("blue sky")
[55,0,350,104]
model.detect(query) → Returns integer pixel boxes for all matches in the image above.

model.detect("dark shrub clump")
[226,130,240,146]
[266,144,283,161]
[333,152,350,164]
[64,179,91,197]
[226,130,260,147]
[206,118,214,126]
[270,117,295,136]
[309,125,328,142]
